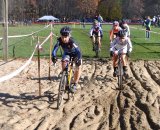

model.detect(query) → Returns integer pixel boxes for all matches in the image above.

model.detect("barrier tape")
[0,24,50,40]
[0,45,37,83]
[130,26,160,35]
[40,32,53,46]
[52,33,58,38]
[0,31,52,83]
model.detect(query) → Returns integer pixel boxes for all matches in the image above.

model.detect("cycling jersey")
[52,37,82,60]
[110,37,132,53]
[90,25,103,37]
[145,18,151,31]
[110,26,122,41]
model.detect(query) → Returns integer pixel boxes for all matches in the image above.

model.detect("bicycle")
[57,57,74,109]
[115,50,128,90]
[116,51,123,89]
[93,35,100,58]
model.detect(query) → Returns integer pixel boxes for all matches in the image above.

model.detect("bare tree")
[122,0,144,18]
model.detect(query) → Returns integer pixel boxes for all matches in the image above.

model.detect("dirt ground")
[0,58,160,130]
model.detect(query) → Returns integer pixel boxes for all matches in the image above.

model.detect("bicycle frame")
[93,35,100,57]
[57,57,74,109]
[117,52,123,89]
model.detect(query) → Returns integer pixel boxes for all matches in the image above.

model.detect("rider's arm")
[99,26,103,36]
[127,38,132,52]
[73,43,82,60]
[52,40,60,57]
[110,39,117,51]
[109,29,113,42]
[89,27,94,37]
[125,24,130,37]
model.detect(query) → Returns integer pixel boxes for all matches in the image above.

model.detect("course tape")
[40,32,53,46]
[0,24,50,40]
[0,45,37,83]
[130,26,160,35]
[0,31,52,83]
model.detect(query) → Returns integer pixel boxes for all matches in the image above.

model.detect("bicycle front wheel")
[95,42,99,58]
[117,61,123,89]
[57,71,67,109]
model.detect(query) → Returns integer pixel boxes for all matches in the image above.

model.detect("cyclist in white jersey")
[110,30,132,77]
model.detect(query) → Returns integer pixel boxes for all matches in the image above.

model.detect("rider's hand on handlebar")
[76,59,82,66]
[126,51,130,57]
[52,57,57,64]
[110,51,114,57]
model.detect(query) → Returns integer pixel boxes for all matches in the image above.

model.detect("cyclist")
[109,21,122,43]
[89,20,103,51]
[119,20,130,37]
[51,26,82,93]
[110,30,132,77]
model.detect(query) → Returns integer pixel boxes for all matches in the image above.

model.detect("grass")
[0,24,160,60]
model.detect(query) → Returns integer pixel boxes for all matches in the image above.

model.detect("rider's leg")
[92,36,96,50]
[74,65,82,84]
[122,54,128,74]
[62,54,70,70]
[122,54,127,66]
[97,36,101,49]
[70,59,82,92]
[113,54,118,76]
[92,36,95,45]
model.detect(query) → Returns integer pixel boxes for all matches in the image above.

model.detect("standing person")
[110,30,132,77]
[82,17,85,29]
[109,21,122,43]
[51,26,82,93]
[144,16,151,39]
[95,13,103,27]
[152,16,157,27]
[89,20,103,51]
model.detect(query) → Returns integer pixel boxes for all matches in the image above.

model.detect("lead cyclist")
[51,26,82,93]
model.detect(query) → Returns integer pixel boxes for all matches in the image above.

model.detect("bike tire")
[95,42,99,58]
[57,71,67,109]
[117,61,123,89]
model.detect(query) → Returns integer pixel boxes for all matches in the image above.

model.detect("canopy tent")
[38,15,59,22]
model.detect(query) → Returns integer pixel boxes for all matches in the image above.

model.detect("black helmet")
[118,30,126,38]
[60,26,71,36]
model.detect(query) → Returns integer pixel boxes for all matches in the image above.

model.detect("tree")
[98,0,122,21]
[122,0,144,18]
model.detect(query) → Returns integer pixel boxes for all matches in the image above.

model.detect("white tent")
[38,15,59,22]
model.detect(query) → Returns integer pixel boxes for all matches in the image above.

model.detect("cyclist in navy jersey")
[90,20,103,51]
[52,26,82,93]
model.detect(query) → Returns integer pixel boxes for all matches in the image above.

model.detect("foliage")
[3,0,159,22]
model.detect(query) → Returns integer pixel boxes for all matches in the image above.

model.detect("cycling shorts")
[62,54,82,67]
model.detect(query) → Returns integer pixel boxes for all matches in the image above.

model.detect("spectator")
[144,16,151,39]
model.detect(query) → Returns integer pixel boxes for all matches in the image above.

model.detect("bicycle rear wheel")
[57,71,67,109]
[117,61,123,89]
[95,42,99,58]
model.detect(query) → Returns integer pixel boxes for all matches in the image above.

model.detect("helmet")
[93,19,98,25]
[60,26,71,36]
[113,21,119,26]
[118,30,126,38]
